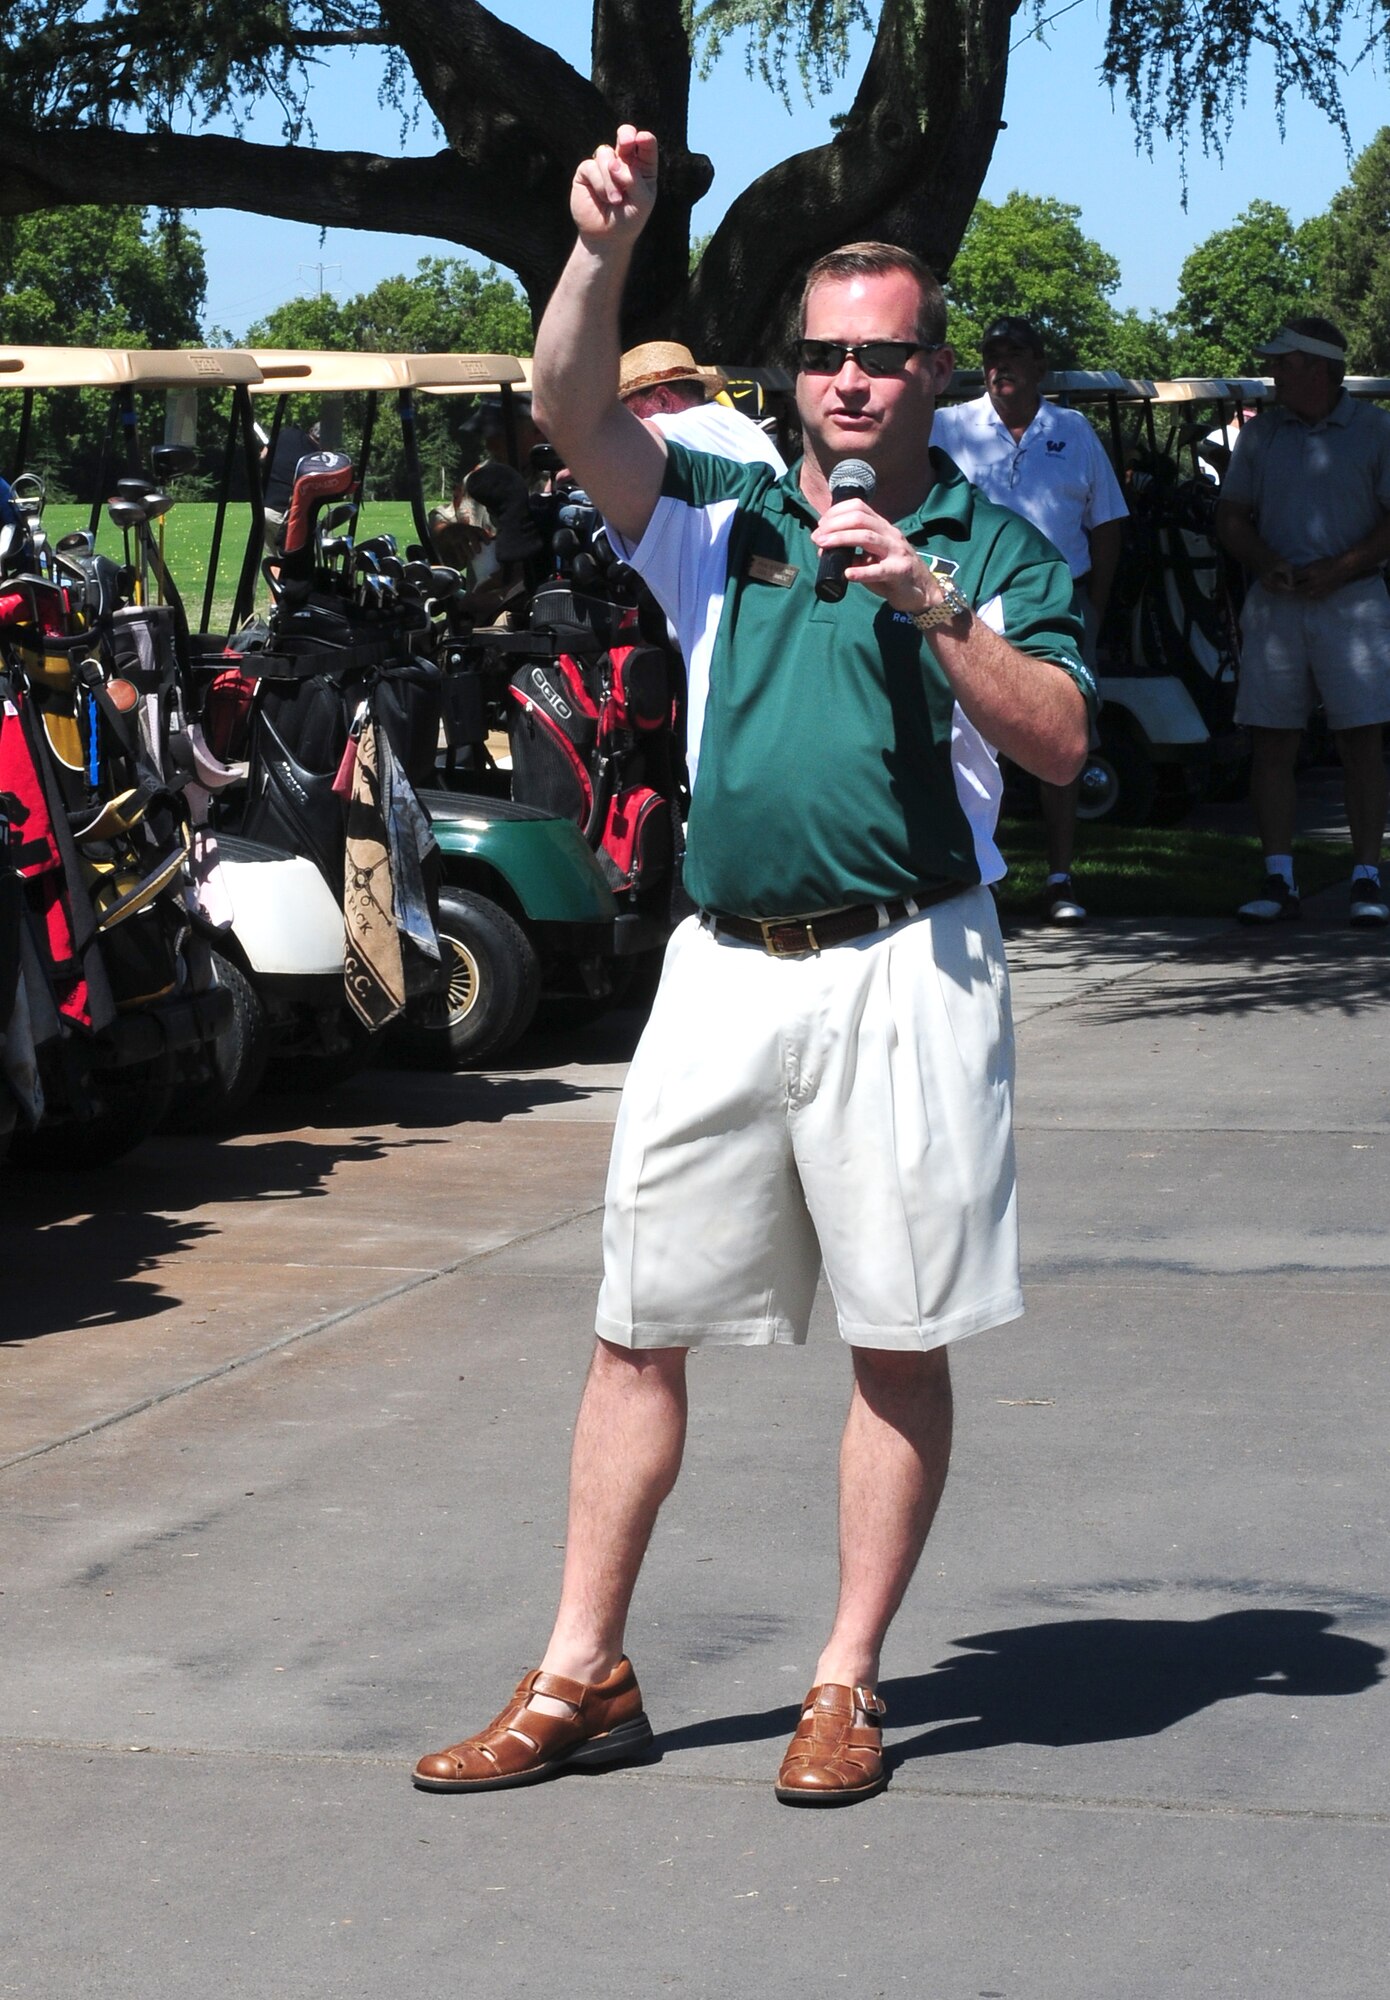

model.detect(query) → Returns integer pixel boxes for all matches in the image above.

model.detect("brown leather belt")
[700,880,966,958]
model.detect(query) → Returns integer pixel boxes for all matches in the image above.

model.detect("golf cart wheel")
[7,1049,174,1172]
[1076,716,1157,827]
[393,888,540,1069]
[159,950,269,1133]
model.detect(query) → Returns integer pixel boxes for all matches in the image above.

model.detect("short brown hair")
[798,242,947,349]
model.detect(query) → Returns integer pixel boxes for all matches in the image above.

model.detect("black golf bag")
[503,586,681,910]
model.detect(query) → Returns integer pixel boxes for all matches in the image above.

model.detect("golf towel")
[343,714,438,1029]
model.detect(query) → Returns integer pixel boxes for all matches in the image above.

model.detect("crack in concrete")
[3,1736,1386,1825]
[0,1200,605,1477]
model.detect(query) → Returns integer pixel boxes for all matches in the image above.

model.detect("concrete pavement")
[3,906,1388,1998]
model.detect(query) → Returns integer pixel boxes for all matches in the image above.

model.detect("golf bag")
[236,594,445,1007]
[504,592,680,906]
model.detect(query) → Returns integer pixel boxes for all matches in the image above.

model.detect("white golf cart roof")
[0,345,264,388]
[1148,375,1390,405]
[415,357,533,398]
[944,367,1157,402]
[253,351,530,395]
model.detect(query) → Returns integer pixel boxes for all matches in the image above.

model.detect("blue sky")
[198,2,1387,340]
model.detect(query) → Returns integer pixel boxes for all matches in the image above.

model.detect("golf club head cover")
[281,451,356,581]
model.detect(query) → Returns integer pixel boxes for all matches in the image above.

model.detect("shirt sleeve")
[975,514,1097,721]
[1370,408,1390,513]
[1219,419,1264,512]
[1077,421,1129,531]
[606,442,769,663]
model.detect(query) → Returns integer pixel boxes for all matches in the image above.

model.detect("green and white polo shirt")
[616,443,1091,918]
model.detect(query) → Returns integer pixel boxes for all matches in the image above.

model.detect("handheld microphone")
[814,458,877,603]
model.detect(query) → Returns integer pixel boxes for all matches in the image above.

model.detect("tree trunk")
[673,0,1020,358]
[0,0,1017,356]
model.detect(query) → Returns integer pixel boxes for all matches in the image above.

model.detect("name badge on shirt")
[747,555,798,588]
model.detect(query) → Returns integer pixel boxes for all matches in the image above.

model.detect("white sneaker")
[1349,873,1389,926]
[1238,873,1300,924]
[1044,875,1086,924]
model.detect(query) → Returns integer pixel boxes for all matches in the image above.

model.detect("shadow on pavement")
[240,999,658,1135]
[1089,933,1390,1023]
[0,1131,392,1344]
[235,1067,596,1134]
[653,1608,1385,1764]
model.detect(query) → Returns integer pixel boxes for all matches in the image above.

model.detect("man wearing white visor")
[1217,316,1390,926]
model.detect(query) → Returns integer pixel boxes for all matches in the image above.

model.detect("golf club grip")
[282,459,356,569]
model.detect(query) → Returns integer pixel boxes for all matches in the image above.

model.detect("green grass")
[43,499,422,630]
[993,820,1352,920]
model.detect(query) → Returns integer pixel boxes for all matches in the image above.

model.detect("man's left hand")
[810,501,945,614]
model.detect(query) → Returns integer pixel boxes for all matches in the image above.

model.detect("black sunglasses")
[798,339,940,378]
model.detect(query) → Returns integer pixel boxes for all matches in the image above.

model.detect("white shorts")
[1236,579,1390,731]
[595,888,1022,1352]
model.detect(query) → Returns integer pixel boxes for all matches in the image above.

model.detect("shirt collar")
[979,391,1052,443]
[1271,389,1354,432]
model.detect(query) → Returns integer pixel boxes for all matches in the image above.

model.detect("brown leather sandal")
[775,1682,888,1805]
[412,1658,653,1792]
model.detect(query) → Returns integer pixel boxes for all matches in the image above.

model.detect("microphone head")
[828,457,877,502]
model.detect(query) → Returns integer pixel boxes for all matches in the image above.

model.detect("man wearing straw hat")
[618,339,786,473]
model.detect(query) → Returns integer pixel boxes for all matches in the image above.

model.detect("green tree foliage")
[245,258,530,355]
[1101,0,1387,179]
[0,207,204,347]
[6,1,1383,357]
[0,206,205,498]
[1107,308,1176,386]
[1169,200,1327,376]
[246,258,532,497]
[945,192,1121,367]
[1321,126,1390,373]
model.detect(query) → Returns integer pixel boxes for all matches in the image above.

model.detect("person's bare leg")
[535,1338,688,1702]
[1039,777,1079,877]
[1335,723,1387,867]
[1248,726,1303,859]
[811,1345,953,1690]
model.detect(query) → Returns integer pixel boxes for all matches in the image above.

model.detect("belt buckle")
[758,917,818,958]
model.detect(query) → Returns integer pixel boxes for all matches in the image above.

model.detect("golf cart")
[245,350,676,1068]
[1,344,398,1133]
[0,344,239,1162]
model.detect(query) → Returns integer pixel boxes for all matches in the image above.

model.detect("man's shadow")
[654,1610,1386,1765]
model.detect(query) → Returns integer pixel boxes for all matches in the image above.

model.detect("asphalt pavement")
[4,898,1388,1999]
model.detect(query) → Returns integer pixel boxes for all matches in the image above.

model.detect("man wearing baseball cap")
[1217,315,1390,926]
[933,316,1127,924]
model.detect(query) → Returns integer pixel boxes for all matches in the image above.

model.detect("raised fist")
[571,124,658,245]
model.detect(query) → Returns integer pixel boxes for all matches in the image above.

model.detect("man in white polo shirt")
[933,317,1127,924]
[1217,316,1390,927]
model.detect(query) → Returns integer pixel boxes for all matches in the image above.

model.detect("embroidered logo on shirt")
[747,555,798,587]
[1045,440,1067,454]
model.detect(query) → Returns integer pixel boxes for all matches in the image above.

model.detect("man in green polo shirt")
[413,126,1091,1808]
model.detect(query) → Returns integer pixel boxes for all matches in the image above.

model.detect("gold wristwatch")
[911,577,971,632]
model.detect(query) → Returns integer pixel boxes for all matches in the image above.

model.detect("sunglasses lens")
[799,341,844,373]
[859,343,913,376]
[799,340,930,375]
